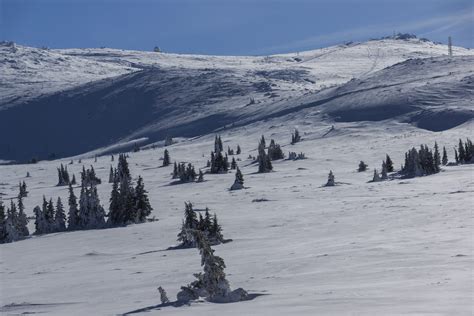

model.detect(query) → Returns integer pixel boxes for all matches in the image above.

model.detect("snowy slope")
[1,37,473,161]
[0,117,473,315]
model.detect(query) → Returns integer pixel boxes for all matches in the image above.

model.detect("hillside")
[0,118,472,315]
[1,38,473,161]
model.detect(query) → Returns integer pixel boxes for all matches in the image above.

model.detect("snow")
[1,36,473,314]
[1,117,473,315]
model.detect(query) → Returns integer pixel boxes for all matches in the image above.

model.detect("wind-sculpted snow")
[1,39,473,161]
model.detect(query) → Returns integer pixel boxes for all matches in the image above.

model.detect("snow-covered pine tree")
[358,161,368,172]
[231,157,237,170]
[19,181,28,197]
[0,201,7,243]
[236,145,241,155]
[16,195,29,237]
[454,148,459,164]
[176,229,247,303]
[257,139,272,173]
[67,184,80,231]
[442,146,448,165]
[70,174,76,185]
[158,286,169,304]
[177,202,199,247]
[458,139,465,162]
[133,176,152,223]
[325,170,335,186]
[230,167,244,190]
[214,135,223,153]
[227,146,234,155]
[163,149,170,166]
[55,197,66,232]
[208,213,224,245]
[385,155,394,172]
[434,142,441,171]
[109,165,114,183]
[291,128,301,144]
[172,162,179,179]
[4,202,21,242]
[86,185,106,229]
[43,197,55,233]
[165,135,173,146]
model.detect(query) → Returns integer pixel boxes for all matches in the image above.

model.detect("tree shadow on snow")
[122,293,267,315]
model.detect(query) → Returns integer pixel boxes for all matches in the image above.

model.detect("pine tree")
[163,149,170,166]
[257,138,272,173]
[17,195,29,237]
[133,176,152,223]
[70,174,76,185]
[358,161,368,172]
[108,176,122,225]
[172,162,179,179]
[325,170,335,186]
[177,202,199,247]
[67,184,80,230]
[214,135,223,153]
[5,202,20,242]
[433,142,441,171]
[442,146,448,165]
[236,145,241,155]
[158,286,169,304]
[230,167,244,190]
[0,201,7,243]
[109,165,114,183]
[385,155,394,172]
[454,148,459,164]
[55,197,66,232]
[231,157,237,170]
[458,139,465,162]
[45,198,55,232]
[209,213,224,244]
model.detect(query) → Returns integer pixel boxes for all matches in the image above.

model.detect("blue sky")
[1,0,472,55]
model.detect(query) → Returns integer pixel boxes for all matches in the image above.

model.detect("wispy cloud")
[254,9,473,55]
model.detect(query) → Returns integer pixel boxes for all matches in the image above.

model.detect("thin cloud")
[254,9,473,55]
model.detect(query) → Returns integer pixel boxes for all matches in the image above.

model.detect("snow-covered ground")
[1,38,473,161]
[1,116,473,315]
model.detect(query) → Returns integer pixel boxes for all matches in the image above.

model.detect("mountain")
[1,37,472,161]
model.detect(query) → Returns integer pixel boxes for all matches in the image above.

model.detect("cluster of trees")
[209,151,230,174]
[81,165,101,186]
[0,196,29,244]
[288,152,306,161]
[267,139,284,160]
[401,143,440,178]
[227,145,241,156]
[173,162,203,183]
[57,163,75,186]
[454,138,473,164]
[109,154,152,226]
[174,229,248,303]
[34,196,68,234]
[291,128,301,144]
[177,202,224,248]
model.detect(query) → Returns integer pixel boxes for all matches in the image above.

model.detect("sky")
[1,0,472,55]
